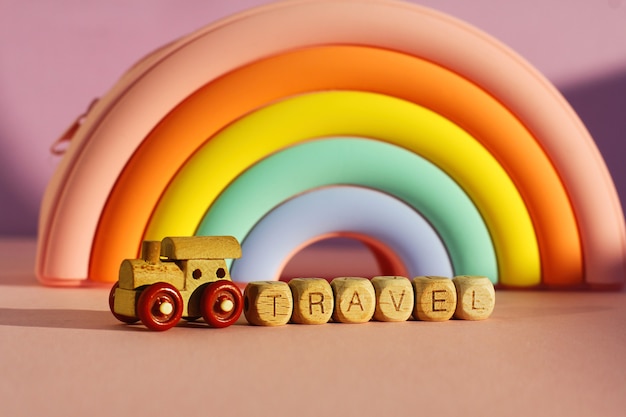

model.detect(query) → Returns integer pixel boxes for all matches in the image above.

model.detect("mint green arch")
[196,137,497,283]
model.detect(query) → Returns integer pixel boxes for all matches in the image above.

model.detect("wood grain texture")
[452,275,495,320]
[289,278,334,325]
[243,281,293,326]
[160,236,241,260]
[331,277,375,323]
[412,276,457,321]
[141,240,162,263]
[372,276,414,322]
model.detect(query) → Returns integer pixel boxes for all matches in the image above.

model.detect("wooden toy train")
[109,236,495,331]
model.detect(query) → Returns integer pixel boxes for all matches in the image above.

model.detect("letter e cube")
[412,276,456,321]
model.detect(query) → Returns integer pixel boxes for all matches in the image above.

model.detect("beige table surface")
[1,238,625,417]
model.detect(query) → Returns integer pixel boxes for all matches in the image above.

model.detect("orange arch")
[90,45,581,287]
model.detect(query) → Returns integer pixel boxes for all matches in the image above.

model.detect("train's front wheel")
[201,280,243,328]
[137,282,183,331]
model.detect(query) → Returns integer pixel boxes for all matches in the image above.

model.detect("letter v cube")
[372,276,414,322]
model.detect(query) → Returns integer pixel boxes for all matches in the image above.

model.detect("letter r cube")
[289,278,334,325]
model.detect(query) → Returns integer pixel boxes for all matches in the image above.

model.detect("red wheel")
[137,282,183,331]
[109,282,139,324]
[201,280,243,328]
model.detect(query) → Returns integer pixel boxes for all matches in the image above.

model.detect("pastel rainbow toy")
[36,0,626,289]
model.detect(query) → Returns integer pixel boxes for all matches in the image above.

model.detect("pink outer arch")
[37,0,625,287]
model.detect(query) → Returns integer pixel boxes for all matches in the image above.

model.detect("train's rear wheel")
[201,280,243,328]
[137,282,183,331]
[109,282,139,324]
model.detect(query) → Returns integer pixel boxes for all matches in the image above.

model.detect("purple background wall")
[1,0,625,236]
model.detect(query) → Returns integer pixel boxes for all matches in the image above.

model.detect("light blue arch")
[231,186,453,282]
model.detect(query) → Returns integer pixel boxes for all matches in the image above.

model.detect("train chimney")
[141,240,161,264]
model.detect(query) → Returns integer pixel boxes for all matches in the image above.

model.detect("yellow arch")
[144,91,540,287]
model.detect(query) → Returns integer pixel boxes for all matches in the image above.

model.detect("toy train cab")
[109,236,244,331]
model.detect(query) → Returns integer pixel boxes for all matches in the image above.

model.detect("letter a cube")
[243,281,293,326]
[331,277,375,323]
[289,278,334,325]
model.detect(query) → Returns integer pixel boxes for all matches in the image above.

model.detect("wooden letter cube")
[331,277,375,324]
[412,276,457,321]
[289,278,334,325]
[243,281,293,326]
[371,276,414,322]
[452,275,495,320]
